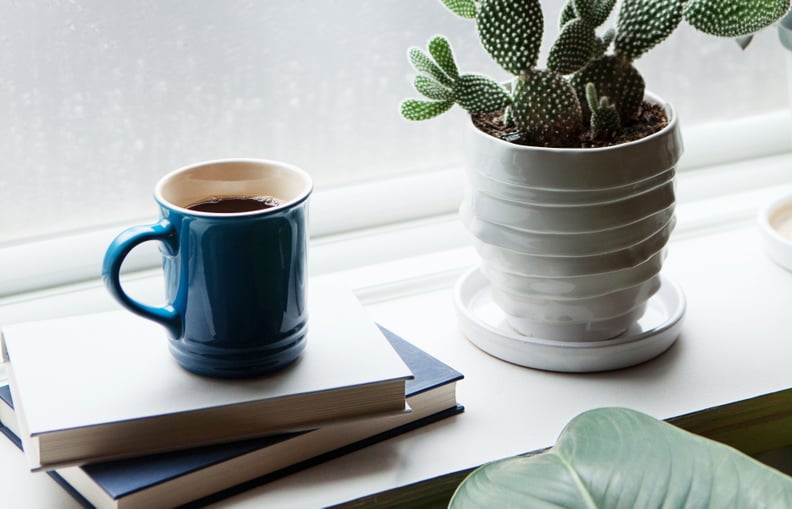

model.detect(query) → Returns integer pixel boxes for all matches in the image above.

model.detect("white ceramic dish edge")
[454,266,686,372]
[758,193,792,272]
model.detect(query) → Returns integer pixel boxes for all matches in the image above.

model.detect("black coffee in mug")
[186,196,281,213]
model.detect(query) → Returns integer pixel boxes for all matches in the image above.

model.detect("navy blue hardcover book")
[0,326,463,509]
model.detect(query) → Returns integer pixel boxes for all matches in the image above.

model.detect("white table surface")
[2,222,792,508]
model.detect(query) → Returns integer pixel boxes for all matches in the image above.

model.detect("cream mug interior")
[156,159,312,213]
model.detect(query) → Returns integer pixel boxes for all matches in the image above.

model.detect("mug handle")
[102,219,181,338]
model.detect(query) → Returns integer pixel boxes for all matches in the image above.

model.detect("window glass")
[1,1,787,244]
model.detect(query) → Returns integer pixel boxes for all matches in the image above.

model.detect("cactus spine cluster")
[402,0,790,147]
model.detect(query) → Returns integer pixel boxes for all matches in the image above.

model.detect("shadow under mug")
[102,159,312,378]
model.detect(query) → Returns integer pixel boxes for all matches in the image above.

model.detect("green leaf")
[440,0,477,19]
[684,0,791,37]
[455,74,510,113]
[428,36,460,81]
[547,18,600,75]
[408,48,455,88]
[477,0,544,75]
[400,99,455,121]
[414,76,454,101]
[450,407,792,508]
[615,0,685,61]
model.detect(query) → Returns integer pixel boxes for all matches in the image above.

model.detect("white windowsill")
[3,155,792,508]
[2,113,792,508]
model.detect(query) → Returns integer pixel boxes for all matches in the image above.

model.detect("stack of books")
[0,279,463,508]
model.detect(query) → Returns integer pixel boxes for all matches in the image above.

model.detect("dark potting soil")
[472,102,669,149]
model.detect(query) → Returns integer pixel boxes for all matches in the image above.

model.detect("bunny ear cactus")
[477,0,584,145]
[401,0,791,147]
[684,0,792,37]
[586,82,621,140]
[548,0,617,74]
[401,36,510,121]
[572,0,684,124]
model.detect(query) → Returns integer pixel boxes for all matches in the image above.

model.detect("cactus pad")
[402,37,510,121]
[615,0,685,62]
[440,0,477,19]
[400,99,455,121]
[586,83,621,139]
[684,0,792,37]
[548,18,600,75]
[591,0,618,27]
[456,74,512,112]
[560,0,617,28]
[571,55,645,122]
[409,48,455,88]
[511,70,583,146]
[428,36,460,81]
[414,76,455,101]
[559,1,578,28]
[477,0,544,75]
[402,0,788,145]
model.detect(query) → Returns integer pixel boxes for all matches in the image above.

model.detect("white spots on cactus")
[400,99,455,121]
[572,56,645,123]
[477,0,544,75]
[591,0,618,27]
[440,0,478,19]
[585,82,621,139]
[456,74,511,112]
[402,38,509,121]
[549,0,616,75]
[415,76,455,101]
[562,0,617,27]
[559,1,578,28]
[428,36,460,80]
[684,0,791,37]
[511,70,582,145]
[548,18,600,75]
[408,48,455,88]
[615,0,685,62]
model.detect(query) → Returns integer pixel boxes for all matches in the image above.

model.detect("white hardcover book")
[2,278,411,470]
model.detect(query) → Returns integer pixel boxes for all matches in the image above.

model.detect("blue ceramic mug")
[103,159,312,378]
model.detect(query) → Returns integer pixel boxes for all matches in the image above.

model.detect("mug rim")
[154,158,313,218]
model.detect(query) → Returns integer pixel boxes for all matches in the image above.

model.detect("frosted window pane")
[0,1,787,244]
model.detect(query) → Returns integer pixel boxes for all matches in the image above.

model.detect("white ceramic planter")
[461,92,684,342]
[779,13,792,116]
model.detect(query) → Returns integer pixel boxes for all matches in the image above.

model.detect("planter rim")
[467,91,677,154]
[464,90,683,190]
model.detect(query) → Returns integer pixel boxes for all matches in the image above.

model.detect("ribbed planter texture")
[461,92,683,342]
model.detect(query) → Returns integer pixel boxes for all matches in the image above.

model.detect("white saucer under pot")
[504,302,648,343]
[460,202,675,257]
[465,166,675,207]
[480,249,665,300]
[491,275,662,339]
[454,267,686,372]
[462,180,675,233]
